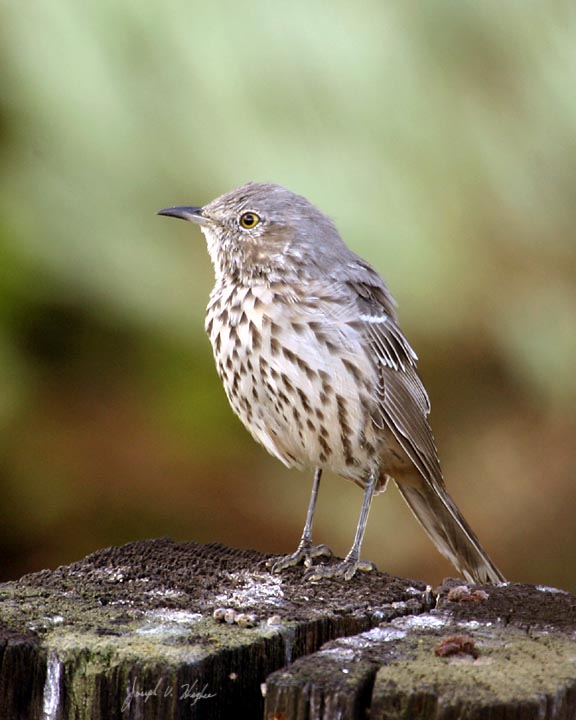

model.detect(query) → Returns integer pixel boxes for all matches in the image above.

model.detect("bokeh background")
[1,1,575,590]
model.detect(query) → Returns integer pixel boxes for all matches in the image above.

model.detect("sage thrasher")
[158,182,504,583]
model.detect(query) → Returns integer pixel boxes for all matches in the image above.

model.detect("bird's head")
[158,182,350,284]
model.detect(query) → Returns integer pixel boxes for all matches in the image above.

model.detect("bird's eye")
[239,212,260,229]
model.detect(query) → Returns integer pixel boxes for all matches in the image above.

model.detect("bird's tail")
[393,471,505,584]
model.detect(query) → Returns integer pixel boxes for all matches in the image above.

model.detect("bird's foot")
[267,541,333,574]
[303,557,376,582]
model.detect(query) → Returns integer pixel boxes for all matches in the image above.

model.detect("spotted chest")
[204,281,387,483]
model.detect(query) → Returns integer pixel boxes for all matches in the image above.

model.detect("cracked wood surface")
[0,538,575,719]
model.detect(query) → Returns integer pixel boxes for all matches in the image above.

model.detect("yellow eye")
[239,212,260,229]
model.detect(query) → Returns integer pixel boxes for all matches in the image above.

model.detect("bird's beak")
[156,206,208,225]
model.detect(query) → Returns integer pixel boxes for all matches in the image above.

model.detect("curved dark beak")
[156,206,208,225]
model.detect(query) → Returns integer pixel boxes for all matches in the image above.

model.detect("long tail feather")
[394,474,505,584]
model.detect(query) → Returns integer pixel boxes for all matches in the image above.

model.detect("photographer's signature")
[122,677,216,711]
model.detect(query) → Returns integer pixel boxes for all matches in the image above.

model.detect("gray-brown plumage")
[158,182,505,584]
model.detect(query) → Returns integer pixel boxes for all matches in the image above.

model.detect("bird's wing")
[346,278,445,488]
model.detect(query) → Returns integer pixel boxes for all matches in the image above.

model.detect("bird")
[158,182,505,584]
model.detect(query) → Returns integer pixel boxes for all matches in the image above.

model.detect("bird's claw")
[303,558,376,582]
[267,542,333,573]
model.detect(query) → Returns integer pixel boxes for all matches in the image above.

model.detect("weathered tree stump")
[0,538,575,719]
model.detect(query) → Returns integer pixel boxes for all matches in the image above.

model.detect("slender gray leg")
[269,468,333,573]
[305,470,378,581]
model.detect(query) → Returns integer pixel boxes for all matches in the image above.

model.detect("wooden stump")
[0,538,575,719]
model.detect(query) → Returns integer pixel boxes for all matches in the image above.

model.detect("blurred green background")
[1,1,575,590]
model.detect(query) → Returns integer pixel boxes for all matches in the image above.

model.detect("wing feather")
[346,279,444,487]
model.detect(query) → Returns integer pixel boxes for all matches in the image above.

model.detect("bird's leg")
[268,468,332,573]
[304,470,378,581]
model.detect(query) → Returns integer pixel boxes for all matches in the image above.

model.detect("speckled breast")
[204,280,385,484]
